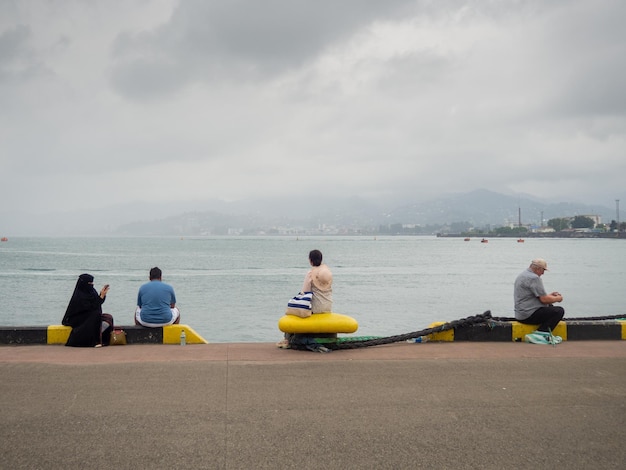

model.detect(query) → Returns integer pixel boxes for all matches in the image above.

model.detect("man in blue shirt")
[135,267,180,327]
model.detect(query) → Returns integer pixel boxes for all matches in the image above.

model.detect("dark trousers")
[519,306,564,333]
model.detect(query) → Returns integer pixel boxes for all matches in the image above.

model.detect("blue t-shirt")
[137,280,177,324]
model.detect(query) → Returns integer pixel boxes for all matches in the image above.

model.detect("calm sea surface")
[0,236,624,342]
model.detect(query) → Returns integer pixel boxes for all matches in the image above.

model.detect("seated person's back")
[135,267,180,327]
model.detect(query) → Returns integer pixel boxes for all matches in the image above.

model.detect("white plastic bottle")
[180,329,186,346]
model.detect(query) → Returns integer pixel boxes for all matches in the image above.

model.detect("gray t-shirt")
[514,268,547,320]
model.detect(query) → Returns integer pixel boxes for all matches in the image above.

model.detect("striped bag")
[285,292,313,318]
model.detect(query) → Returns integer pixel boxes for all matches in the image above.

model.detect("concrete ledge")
[431,320,626,342]
[2,321,624,345]
[0,324,208,345]
[0,327,48,345]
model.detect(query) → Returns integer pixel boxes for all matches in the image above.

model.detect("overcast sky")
[1,0,625,218]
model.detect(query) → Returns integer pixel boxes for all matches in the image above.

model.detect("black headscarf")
[62,273,105,347]
[75,273,96,294]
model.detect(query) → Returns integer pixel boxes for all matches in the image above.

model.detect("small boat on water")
[0,237,7,242]
[517,238,525,243]
[464,237,470,241]
[481,238,488,243]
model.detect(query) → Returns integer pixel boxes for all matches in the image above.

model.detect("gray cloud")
[526,1,626,118]
[0,24,50,81]
[109,0,415,98]
[0,24,29,63]
[0,0,624,228]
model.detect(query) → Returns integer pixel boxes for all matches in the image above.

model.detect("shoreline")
[437,231,626,239]
[2,316,625,346]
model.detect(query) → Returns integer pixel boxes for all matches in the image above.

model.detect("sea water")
[0,236,624,342]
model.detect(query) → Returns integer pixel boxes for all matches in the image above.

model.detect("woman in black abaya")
[62,273,114,347]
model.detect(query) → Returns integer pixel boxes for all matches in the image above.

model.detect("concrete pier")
[1,341,625,469]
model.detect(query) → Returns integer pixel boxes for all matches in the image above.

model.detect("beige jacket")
[302,264,333,313]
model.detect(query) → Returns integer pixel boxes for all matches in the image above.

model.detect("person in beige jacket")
[301,249,333,313]
[276,249,334,349]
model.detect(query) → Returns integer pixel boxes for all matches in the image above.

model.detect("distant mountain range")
[2,189,620,236]
[384,189,616,228]
[113,189,620,236]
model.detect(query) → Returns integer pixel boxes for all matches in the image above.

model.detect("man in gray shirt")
[514,258,565,345]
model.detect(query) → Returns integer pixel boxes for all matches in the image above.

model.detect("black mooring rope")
[491,314,626,322]
[326,310,494,350]
[308,311,626,351]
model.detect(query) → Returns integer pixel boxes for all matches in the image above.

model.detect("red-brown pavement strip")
[1,340,625,364]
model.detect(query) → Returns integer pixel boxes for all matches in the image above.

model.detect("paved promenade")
[2,341,625,469]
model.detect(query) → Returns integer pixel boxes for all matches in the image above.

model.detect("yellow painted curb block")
[48,325,71,344]
[428,321,454,342]
[512,321,567,341]
[46,324,208,345]
[163,324,208,344]
[620,320,626,340]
